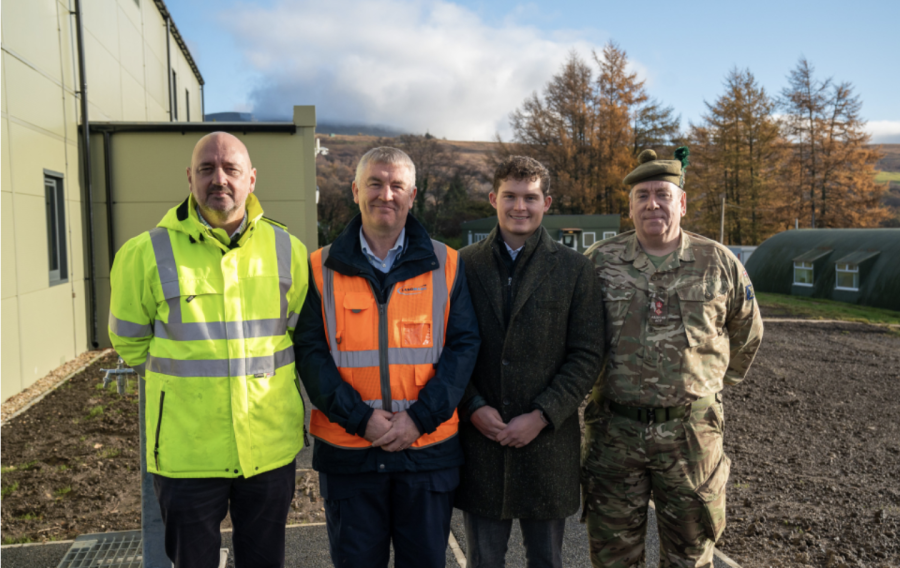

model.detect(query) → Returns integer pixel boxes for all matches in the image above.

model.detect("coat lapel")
[472,230,506,328]
[509,228,558,323]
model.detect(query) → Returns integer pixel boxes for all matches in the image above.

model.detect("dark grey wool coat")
[454,226,605,520]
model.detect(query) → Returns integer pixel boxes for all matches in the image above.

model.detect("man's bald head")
[191,132,252,170]
[187,131,257,231]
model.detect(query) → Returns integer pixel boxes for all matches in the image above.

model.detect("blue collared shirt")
[360,227,406,273]
[504,240,524,261]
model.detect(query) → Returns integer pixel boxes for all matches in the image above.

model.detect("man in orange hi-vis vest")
[294,147,480,568]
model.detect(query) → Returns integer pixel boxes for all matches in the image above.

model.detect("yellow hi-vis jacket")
[109,193,308,478]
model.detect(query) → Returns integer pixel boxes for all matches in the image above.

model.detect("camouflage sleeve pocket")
[677,279,728,346]
[695,453,732,541]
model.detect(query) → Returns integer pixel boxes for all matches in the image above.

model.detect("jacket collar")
[159,193,265,248]
[324,213,437,283]
[622,228,695,272]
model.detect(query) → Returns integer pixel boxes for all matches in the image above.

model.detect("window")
[582,232,596,248]
[472,233,489,243]
[793,261,813,286]
[603,231,617,239]
[835,263,859,291]
[45,174,68,285]
[172,71,178,120]
[186,89,190,121]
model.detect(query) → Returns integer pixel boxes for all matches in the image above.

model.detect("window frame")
[793,261,814,287]
[602,231,617,239]
[44,171,68,286]
[834,263,860,291]
[582,232,596,248]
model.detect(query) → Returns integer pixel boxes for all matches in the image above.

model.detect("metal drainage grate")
[57,530,143,568]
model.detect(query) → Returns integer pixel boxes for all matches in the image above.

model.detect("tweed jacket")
[455,225,605,519]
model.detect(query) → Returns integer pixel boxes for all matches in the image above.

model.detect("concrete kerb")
[1,349,114,427]
[763,317,900,328]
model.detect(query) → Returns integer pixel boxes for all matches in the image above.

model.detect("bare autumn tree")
[780,58,887,228]
[686,69,791,245]
[501,42,679,216]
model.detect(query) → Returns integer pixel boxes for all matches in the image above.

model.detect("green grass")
[1,465,16,474]
[99,448,121,459]
[86,405,105,419]
[17,512,41,521]
[1,481,21,499]
[58,464,70,472]
[757,292,900,325]
[875,171,900,183]
[2,536,34,544]
[54,486,72,498]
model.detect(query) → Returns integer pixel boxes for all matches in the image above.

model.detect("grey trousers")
[463,511,565,568]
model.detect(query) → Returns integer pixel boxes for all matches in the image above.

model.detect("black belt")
[607,393,718,424]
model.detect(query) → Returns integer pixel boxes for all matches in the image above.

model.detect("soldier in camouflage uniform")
[581,148,763,568]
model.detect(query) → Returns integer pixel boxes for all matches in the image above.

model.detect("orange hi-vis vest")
[309,240,460,449]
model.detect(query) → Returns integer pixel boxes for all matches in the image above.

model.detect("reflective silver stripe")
[287,312,300,329]
[430,240,449,363]
[273,225,292,322]
[109,313,152,338]
[154,318,286,341]
[364,399,416,412]
[319,246,342,366]
[145,346,295,378]
[332,347,441,368]
[133,362,146,377]
[319,243,452,369]
[149,228,181,324]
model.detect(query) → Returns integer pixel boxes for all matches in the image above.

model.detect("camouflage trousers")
[580,396,731,568]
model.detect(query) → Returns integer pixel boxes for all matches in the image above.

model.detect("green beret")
[624,147,690,189]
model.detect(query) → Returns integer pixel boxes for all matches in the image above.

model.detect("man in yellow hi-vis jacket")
[109,132,308,568]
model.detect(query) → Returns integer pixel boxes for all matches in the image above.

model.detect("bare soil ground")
[716,319,900,567]
[3,319,899,568]
[0,352,323,545]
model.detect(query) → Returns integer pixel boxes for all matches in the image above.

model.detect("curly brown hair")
[492,156,550,196]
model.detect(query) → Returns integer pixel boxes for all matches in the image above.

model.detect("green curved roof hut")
[744,229,900,311]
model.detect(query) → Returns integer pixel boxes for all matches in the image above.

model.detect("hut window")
[473,233,489,243]
[603,231,617,239]
[835,263,859,291]
[583,232,596,248]
[793,262,813,286]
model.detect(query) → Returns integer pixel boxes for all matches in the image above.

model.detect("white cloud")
[866,120,900,144]
[222,0,613,140]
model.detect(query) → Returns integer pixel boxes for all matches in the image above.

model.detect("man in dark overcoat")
[455,155,605,568]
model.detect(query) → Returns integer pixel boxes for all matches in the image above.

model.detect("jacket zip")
[372,281,396,412]
[154,391,166,470]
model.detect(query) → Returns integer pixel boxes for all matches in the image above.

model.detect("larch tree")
[780,58,887,228]
[686,69,790,245]
[501,42,679,217]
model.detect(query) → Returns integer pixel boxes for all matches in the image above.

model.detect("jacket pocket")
[676,279,727,347]
[602,287,635,348]
[338,292,375,351]
[154,391,166,471]
[401,319,432,347]
[695,453,732,541]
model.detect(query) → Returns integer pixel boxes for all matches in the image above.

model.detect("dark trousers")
[320,467,458,568]
[152,462,296,568]
[463,511,565,568]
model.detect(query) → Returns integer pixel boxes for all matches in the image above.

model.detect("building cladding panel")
[744,229,900,312]
[1,0,204,401]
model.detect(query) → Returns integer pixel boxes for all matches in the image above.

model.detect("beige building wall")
[2,0,204,401]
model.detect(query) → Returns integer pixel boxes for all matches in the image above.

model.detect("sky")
[168,0,900,142]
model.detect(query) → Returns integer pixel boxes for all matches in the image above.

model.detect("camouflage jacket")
[584,230,763,407]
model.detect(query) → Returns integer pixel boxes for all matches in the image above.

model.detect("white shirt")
[360,227,406,273]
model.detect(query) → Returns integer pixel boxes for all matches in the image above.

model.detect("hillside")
[874,143,900,172]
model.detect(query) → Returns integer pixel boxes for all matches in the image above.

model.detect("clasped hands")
[363,409,421,452]
[471,406,547,448]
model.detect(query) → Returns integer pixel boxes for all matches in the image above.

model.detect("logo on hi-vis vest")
[397,285,427,296]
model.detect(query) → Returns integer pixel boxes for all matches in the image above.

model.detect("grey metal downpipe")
[103,132,116,268]
[73,0,99,349]
[166,16,173,122]
[201,83,205,121]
